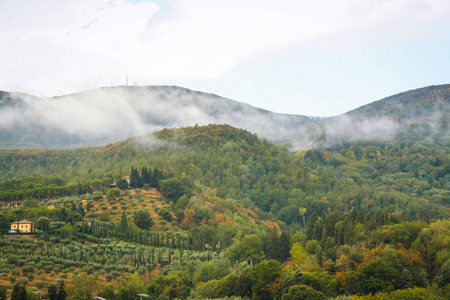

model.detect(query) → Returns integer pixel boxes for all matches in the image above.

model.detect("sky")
[0,0,450,117]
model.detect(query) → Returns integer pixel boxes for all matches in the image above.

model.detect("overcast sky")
[1,0,449,116]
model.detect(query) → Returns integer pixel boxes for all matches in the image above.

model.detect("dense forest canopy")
[0,124,449,299]
[1,124,448,220]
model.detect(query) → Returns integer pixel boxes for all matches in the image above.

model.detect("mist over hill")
[289,84,450,150]
[0,84,448,149]
[0,86,313,149]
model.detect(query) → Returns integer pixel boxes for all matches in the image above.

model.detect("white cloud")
[0,0,449,97]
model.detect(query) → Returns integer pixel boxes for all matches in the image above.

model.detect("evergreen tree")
[398,268,414,289]
[266,230,279,260]
[151,168,162,189]
[435,260,450,288]
[320,226,328,246]
[117,179,128,190]
[0,284,6,300]
[130,167,142,188]
[11,283,27,300]
[306,212,319,240]
[134,210,154,230]
[48,283,58,300]
[141,166,151,185]
[278,231,291,262]
[57,282,67,300]
[120,211,128,234]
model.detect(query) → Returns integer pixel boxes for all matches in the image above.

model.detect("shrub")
[111,271,120,278]
[35,280,45,289]
[49,236,60,244]
[137,266,146,275]
[92,191,103,201]
[44,265,53,274]
[105,274,114,282]
[16,259,26,267]
[86,200,94,211]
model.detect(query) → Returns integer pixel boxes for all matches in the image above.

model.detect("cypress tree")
[57,282,67,300]
[48,283,58,300]
[141,166,151,185]
[11,283,27,300]
[130,167,142,188]
[266,230,279,260]
[151,169,162,189]
[278,232,291,262]
[120,212,128,234]
[306,211,319,240]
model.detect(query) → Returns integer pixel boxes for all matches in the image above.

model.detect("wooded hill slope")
[0,124,449,299]
[1,124,448,222]
[0,84,448,149]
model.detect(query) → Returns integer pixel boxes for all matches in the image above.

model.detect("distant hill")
[288,85,450,150]
[346,84,450,122]
[0,84,448,149]
[0,86,313,149]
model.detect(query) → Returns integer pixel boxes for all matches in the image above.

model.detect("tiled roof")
[11,220,32,224]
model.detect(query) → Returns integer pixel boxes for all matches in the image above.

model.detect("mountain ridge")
[0,84,448,149]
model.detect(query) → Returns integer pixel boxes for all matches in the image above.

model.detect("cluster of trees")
[129,166,165,189]
[2,208,449,299]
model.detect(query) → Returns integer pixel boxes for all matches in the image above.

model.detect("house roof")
[11,220,33,224]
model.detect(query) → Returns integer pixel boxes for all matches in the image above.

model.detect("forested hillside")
[290,84,450,150]
[346,84,450,123]
[0,124,449,299]
[1,124,448,220]
[0,86,312,149]
[1,84,449,150]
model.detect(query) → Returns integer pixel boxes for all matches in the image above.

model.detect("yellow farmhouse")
[10,220,36,233]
